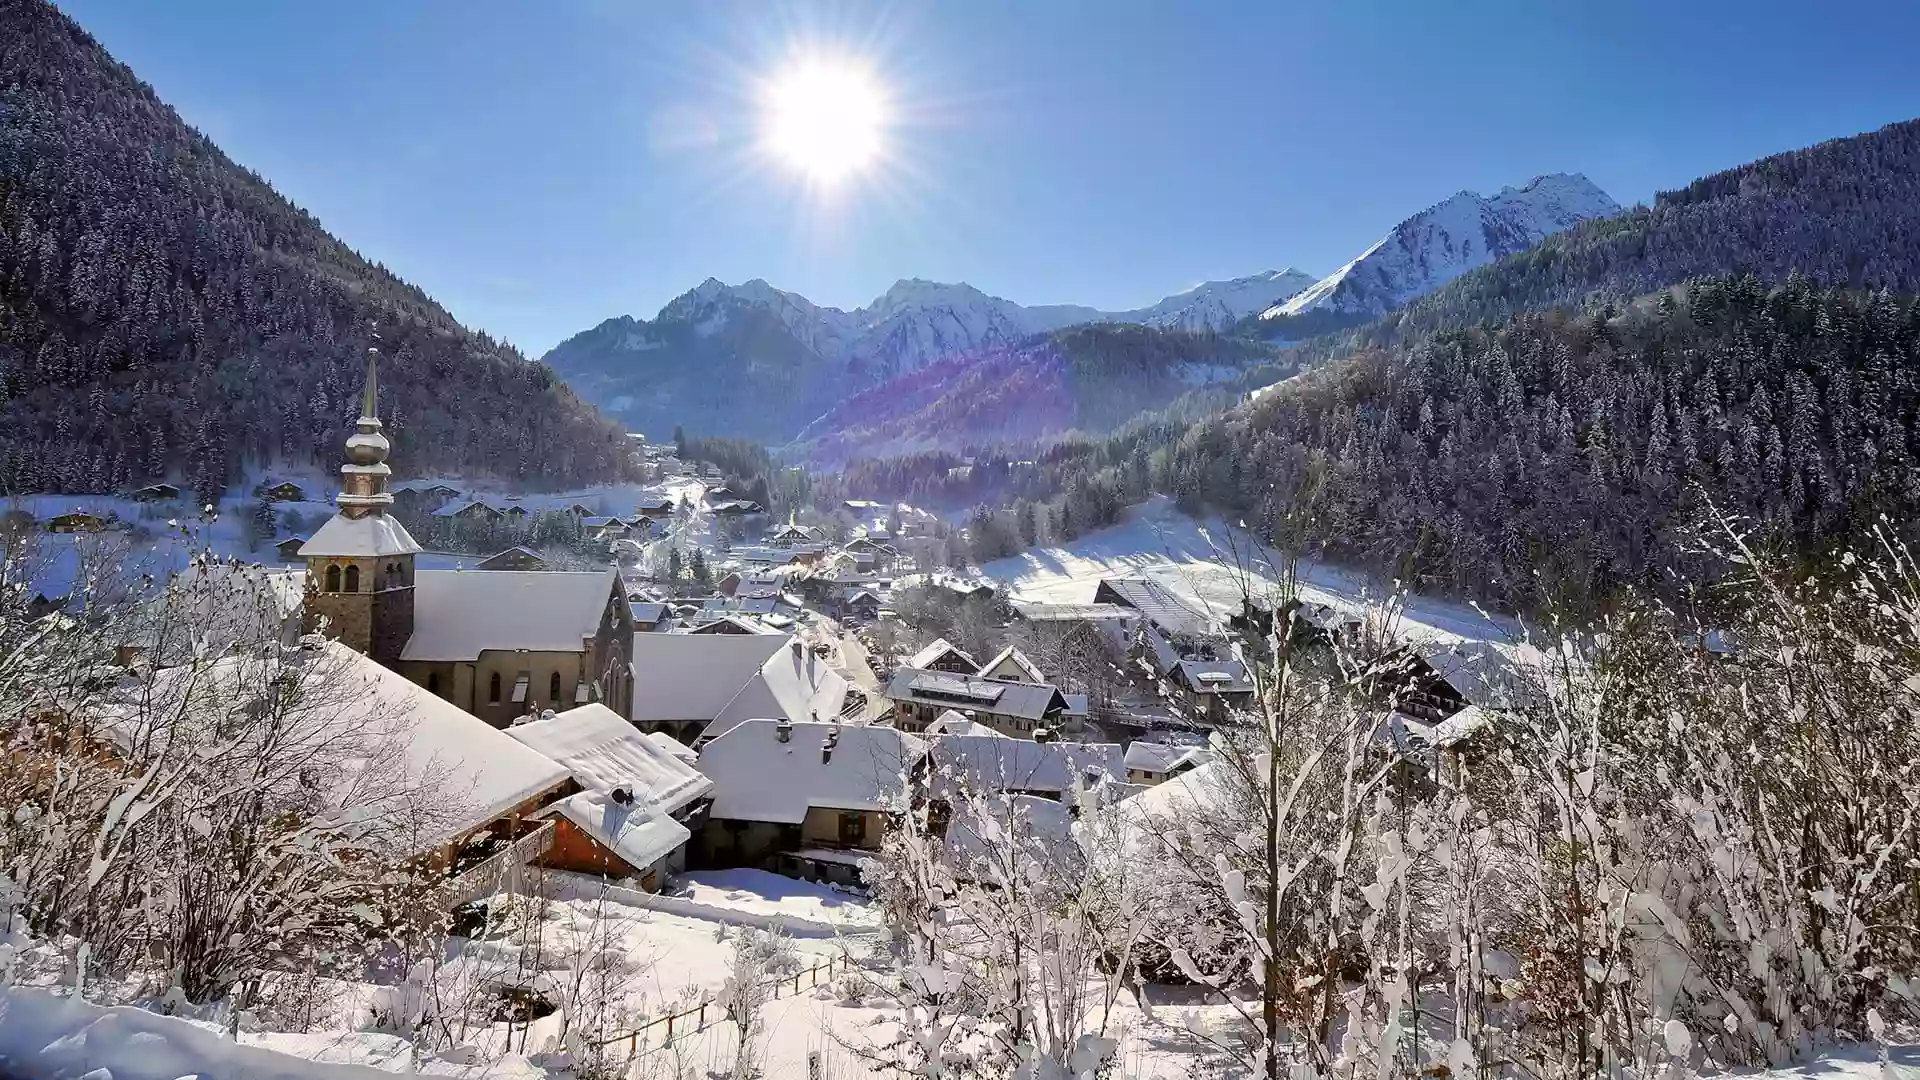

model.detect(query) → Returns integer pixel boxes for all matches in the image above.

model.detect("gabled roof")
[646,730,699,762]
[629,602,669,625]
[697,720,926,823]
[883,667,1067,722]
[505,703,713,813]
[475,546,547,571]
[908,638,977,671]
[924,709,1010,737]
[402,569,616,662]
[1095,577,1213,638]
[100,642,569,852]
[298,513,423,559]
[1123,741,1215,774]
[1175,659,1254,695]
[628,633,790,723]
[976,645,1045,684]
[431,498,500,518]
[548,790,691,874]
[706,639,852,740]
[685,615,780,636]
[929,735,1124,798]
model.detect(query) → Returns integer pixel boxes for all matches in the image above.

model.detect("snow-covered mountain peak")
[1265,174,1620,322]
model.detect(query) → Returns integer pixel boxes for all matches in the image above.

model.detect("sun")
[760,59,887,184]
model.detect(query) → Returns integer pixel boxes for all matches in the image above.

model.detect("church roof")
[298,512,423,559]
[401,569,617,662]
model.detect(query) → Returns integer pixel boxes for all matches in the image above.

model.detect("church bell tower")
[298,345,422,663]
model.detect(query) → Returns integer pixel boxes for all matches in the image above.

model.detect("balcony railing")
[444,818,555,908]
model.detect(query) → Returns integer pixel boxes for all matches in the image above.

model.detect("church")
[298,354,634,726]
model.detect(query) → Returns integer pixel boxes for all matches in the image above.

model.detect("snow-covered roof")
[401,569,616,662]
[1096,577,1213,638]
[929,735,1123,798]
[976,645,1045,683]
[430,498,498,518]
[697,720,926,824]
[100,642,569,852]
[908,638,977,670]
[474,546,547,570]
[1123,741,1215,775]
[505,703,713,813]
[883,668,1066,722]
[629,602,669,625]
[706,638,853,740]
[1175,659,1253,695]
[298,512,423,559]
[923,709,1009,737]
[628,632,789,724]
[943,793,1078,875]
[548,789,692,874]
[646,730,699,762]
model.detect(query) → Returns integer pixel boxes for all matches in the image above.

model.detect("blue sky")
[58,0,1920,355]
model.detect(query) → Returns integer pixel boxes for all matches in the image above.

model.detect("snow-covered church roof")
[298,512,423,559]
[401,569,618,662]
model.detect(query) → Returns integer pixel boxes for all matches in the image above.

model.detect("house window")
[344,565,360,592]
[427,672,441,697]
[549,671,562,703]
[488,671,502,704]
[324,565,341,592]
[837,812,867,845]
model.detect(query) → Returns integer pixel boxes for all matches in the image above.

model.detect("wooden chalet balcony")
[444,818,556,908]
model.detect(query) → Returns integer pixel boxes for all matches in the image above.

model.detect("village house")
[473,546,548,572]
[432,498,504,524]
[629,600,671,633]
[906,638,979,675]
[975,644,1046,683]
[297,354,635,728]
[130,482,182,502]
[1122,740,1216,785]
[505,704,715,891]
[275,535,308,562]
[883,667,1079,739]
[45,510,111,533]
[692,719,926,885]
[628,632,851,745]
[260,480,307,502]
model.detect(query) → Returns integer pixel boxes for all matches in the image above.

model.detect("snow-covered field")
[980,496,1521,648]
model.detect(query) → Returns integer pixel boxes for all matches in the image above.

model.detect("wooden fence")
[594,952,853,1056]
[443,819,555,908]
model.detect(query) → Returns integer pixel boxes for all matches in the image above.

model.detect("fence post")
[699,1001,707,1028]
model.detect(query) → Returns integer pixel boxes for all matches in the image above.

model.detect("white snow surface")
[400,569,617,662]
[549,788,692,873]
[979,496,1520,651]
[696,719,925,824]
[1267,173,1619,320]
[504,703,712,812]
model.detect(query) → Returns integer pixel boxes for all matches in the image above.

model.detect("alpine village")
[0,2,1917,1079]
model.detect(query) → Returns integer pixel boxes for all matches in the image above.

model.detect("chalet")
[709,499,764,517]
[392,480,463,514]
[102,641,572,906]
[1166,658,1255,721]
[275,536,309,561]
[498,503,531,520]
[505,704,715,891]
[768,519,826,547]
[629,601,671,633]
[704,485,738,504]
[628,632,850,744]
[432,499,504,523]
[883,667,1077,739]
[1123,740,1215,785]
[565,503,599,517]
[693,719,926,885]
[907,638,979,675]
[46,511,110,533]
[261,480,307,502]
[976,645,1045,684]
[836,588,882,620]
[1094,577,1215,640]
[474,546,549,572]
[130,483,182,502]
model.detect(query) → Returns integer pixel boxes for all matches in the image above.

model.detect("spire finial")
[361,343,379,420]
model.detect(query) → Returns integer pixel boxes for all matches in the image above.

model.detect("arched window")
[488,671,502,704]
[344,565,360,592]
[427,672,441,697]
[324,565,341,593]
[549,671,562,703]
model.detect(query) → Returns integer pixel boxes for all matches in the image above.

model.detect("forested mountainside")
[840,277,1920,614]
[787,324,1283,466]
[0,0,633,496]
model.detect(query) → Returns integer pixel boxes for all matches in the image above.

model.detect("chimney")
[776,718,793,743]
[610,786,634,806]
[821,728,839,765]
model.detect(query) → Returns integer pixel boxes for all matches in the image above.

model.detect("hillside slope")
[787,324,1284,466]
[0,0,633,495]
